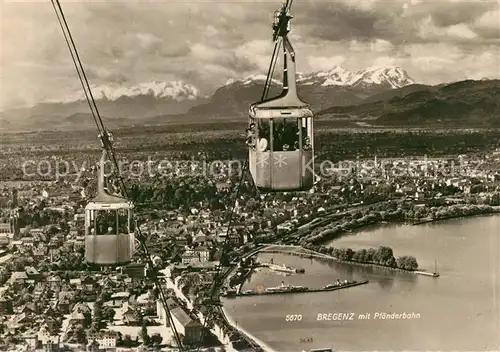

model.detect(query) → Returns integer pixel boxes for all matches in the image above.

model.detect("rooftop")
[171,306,202,328]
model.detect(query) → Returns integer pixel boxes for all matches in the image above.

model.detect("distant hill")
[317,79,500,127]
[1,66,415,131]
[0,80,207,132]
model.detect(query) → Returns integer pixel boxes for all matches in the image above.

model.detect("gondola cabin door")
[248,110,314,192]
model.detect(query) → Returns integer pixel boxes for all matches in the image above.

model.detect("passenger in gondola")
[117,213,129,233]
[303,136,312,151]
[257,138,268,152]
[246,123,256,148]
[282,122,299,150]
[273,120,296,151]
[98,223,107,236]
[258,122,270,151]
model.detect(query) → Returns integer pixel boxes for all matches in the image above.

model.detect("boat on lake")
[266,281,308,293]
[323,278,352,289]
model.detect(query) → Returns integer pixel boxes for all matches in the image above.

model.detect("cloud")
[348,39,395,52]
[473,7,500,39]
[417,17,479,41]
[406,43,499,83]
[302,0,498,44]
[307,56,347,71]
[1,0,499,109]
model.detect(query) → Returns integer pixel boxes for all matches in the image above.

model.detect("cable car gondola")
[84,131,135,266]
[248,0,314,193]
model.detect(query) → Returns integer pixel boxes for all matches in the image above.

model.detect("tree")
[104,307,115,322]
[352,211,362,219]
[133,309,143,325]
[397,256,418,270]
[209,247,218,261]
[116,332,123,346]
[386,256,397,268]
[345,248,355,261]
[92,300,104,329]
[374,246,394,265]
[352,248,367,262]
[48,225,58,235]
[90,321,100,333]
[150,333,163,345]
[87,339,99,352]
[122,334,133,347]
[245,198,259,212]
[140,323,150,346]
[74,326,87,344]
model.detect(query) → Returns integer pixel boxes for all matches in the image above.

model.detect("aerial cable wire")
[50,0,184,349]
[52,0,107,138]
[50,0,102,136]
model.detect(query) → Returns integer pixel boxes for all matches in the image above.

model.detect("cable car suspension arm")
[262,0,295,102]
[261,38,282,101]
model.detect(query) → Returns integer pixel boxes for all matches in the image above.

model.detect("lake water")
[223,215,500,351]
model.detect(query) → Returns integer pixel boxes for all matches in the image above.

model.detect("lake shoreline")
[410,210,500,226]
[305,205,500,248]
[297,210,500,276]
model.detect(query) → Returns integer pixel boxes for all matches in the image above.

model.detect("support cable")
[194,22,280,350]
[50,0,102,137]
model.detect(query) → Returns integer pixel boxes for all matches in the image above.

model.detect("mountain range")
[318,79,500,127]
[1,65,499,131]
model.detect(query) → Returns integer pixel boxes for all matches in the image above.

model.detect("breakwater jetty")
[224,280,368,298]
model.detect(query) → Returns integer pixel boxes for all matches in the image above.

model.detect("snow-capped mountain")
[299,66,414,88]
[2,80,208,131]
[186,66,416,118]
[46,80,203,104]
[225,74,282,87]
[225,66,414,89]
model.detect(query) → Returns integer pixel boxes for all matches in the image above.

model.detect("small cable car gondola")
[51,1,184,347]
[84,132,135,266]
[248,1,314,192]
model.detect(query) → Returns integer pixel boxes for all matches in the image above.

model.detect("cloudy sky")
[1,0,499,109]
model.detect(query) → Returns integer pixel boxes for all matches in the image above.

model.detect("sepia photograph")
[1,0,499,351]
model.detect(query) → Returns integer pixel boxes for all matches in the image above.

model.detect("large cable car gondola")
[84,131,135,265]
[248,0,314,192]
